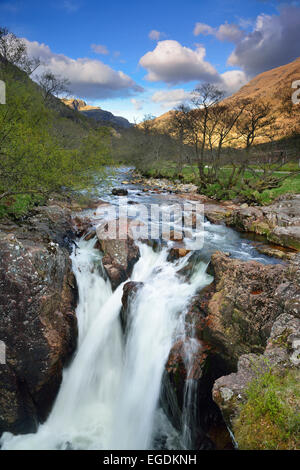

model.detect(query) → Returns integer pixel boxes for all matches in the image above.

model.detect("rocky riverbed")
[137,173,300,253]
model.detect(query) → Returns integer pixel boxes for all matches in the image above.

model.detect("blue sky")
[1,0,300,121]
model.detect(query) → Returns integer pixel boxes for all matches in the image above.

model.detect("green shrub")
[233,369,300,450]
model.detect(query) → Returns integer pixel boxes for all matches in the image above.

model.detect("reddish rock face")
[160,281,233,449]
[161,333,233,449]
[0,205,78,435]
[204,252,288,364]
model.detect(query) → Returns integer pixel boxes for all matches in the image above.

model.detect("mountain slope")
[62,98,132,129]
[150,57,300,139]
[226,57,300,103]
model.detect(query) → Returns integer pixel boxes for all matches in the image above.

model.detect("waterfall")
[0,239,212,450]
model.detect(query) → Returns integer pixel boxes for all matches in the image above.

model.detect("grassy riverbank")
[234,369,300,450]
[141,162,300,204]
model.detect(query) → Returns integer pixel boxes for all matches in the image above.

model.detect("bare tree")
[190,84,224,176]
[139,114,156,135]
[205,100,248,188]
[0,27,40,74]
[235,100,275,151]
[37,71,70,102]
[168,104,191,176]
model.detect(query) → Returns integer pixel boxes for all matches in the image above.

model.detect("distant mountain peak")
[61,97,132,129]
[61,98,101,112]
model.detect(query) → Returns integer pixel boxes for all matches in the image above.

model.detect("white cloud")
[91,44,109,55]
[150,77,247,113]
[216,23,244,43]
[194,21,244,43]
[148,30,165,41]
[220,70,248,95]
[139,39,247,98]
[193,23,215,37]
[151,89,191,108]
[228,5,300,76]
[139,40,219,84]
[131,98,144,111]
[24,39,143,100]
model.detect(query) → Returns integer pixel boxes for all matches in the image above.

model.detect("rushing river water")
[0,168,282,450]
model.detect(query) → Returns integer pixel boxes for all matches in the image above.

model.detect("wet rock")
[83,229,97,241]
[167,247,190,261]
[120,281,143,332]
[162,230,184,242]
[204,203,237,225]
[0,206,78,435]
[13,205,75,252]
[161,336,232,449]
[160,284,233,449]
[164,248,300,449]
[51,197,105,212]
[96,220,140,290]
[204,252,288,364]
[255,243,297,260]
[72,216,93,237]
[112,188,128,196]
[228,195,300,250]
[270,225,300,251]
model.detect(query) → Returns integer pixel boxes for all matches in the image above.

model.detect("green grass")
[233,369,300,450]
[141,162,300,204]
[0,193,46,219]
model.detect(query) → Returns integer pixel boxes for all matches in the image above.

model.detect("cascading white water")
[0,239,212,450]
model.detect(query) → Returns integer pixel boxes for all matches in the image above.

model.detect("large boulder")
[0,205,78,435]
[203,252,287,364]
[96,219,140,290]
[204,202,238,225]
[228,195,300,250]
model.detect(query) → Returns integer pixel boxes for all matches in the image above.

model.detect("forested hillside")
[0,31,112,218]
